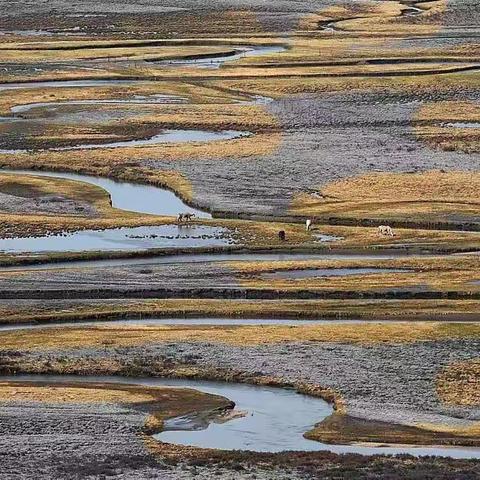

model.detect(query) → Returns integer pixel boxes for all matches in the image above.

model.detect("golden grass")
[2,299,480,325]
[333,0,446,36]
[0,173,112,213]
[0,381,160,403]
[414,101,480,153]
[215,68,480,99]
[232,220,480,251]
[227,255,480,292]
[290,170,480,223]
[437,359,480,406]
[307,412,480,446]
[0,380,231,431]
[2,185,480,251]
[1,322,479,351]
[0,81,243,116]
[229,255,480,271]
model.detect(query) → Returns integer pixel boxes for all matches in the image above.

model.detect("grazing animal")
[178,212,196,223]
[306,219,312,231]
[278,230,286,241]
[378,225,395,237]
[183,213,196,222]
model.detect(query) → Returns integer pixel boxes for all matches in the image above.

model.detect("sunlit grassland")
[414,101,480,153]
[230,255,480,292]
[290,171,480,224]
[1,321,479,351]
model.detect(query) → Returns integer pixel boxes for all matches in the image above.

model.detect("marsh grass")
[290,170,480,225]
[2,321,479,351]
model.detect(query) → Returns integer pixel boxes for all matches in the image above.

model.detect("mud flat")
[146,91,480,216]
[261,267,412,280]
[2,373,478,458]
[5,334,478,451]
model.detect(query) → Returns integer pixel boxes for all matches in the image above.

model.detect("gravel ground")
[0,259,238,291]
[0,191,97,216]
[0,0,335,35]
[146,90,480,216]
[12,338,480,429]
[0,400,160,479]
[0,400,327,480]
[1,336,480,479]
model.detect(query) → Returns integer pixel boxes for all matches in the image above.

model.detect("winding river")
[2,10,479,464]
[0,169,210,218]
[1,373,479,458]
[0,129,250,154]
[152,45,287,69]
[0,252,411,271]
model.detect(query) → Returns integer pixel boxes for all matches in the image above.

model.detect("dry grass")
[414,101,480,153]
[1,322,479,351]
[290,170,480,224]
[0,82,242,116]
[215,68,480,99]
[306,413,480,446]
[0,379,231,432]
[2,298,480,325]
[0,173,112,213]
[1,175,480,251]
[0,45,240,63]
[0,381,162,403]
[437,359,480,406]
[227,255,480,292]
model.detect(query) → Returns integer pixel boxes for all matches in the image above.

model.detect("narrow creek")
[55,129,249,151]
[0,252,410,271]
[151,45,287,68]
[261,267,412,280]
[0,317,365,331]
[2,374,479,458]
[442,121,480,129]
[0,129,251,154]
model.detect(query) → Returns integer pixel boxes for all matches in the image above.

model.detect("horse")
[183,213,196,222]
[378,225,395,236]
[178,212,196,223]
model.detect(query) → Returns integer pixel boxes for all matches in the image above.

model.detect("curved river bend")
[152,45,287,69]
[0,169,211,218]
[1,374,479,458]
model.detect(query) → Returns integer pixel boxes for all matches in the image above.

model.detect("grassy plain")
[2,321,479,351]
